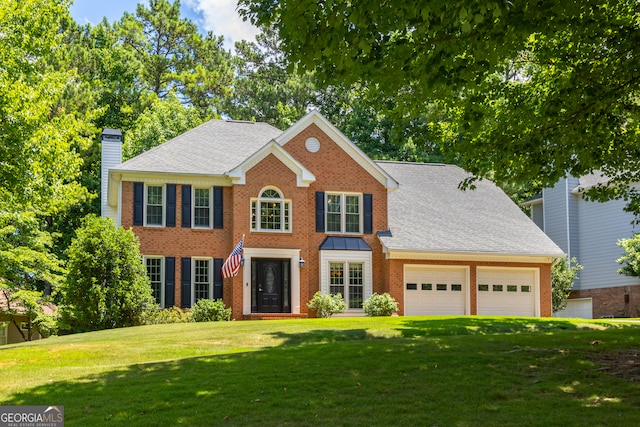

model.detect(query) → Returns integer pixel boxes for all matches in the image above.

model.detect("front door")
[252,258,291,313]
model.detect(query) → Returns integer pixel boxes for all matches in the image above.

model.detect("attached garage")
[476,268,539,316]
[404,266,469,315]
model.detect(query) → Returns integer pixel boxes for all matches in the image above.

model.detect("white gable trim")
[226,140,316,187]
[276,110,399,190]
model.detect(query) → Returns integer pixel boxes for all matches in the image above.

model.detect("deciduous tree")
[239,0,640,212]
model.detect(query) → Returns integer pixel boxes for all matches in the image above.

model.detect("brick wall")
[385,258,553,316]
[570,284,640,318]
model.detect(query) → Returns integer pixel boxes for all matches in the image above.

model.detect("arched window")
[251,187,291,232]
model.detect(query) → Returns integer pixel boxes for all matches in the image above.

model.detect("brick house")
[102,111,563,319]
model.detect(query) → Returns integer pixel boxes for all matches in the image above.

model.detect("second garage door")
[476,268,538,316]
[404,266,468,315]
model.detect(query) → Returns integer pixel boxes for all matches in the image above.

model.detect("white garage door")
[553,298,593,319]
[404,266,468,315]
[477,268,538,316]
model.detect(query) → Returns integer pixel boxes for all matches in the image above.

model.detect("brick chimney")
[101,128,122,223]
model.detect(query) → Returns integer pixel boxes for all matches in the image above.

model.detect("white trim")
[476,266,540,317]
[241,248,302,315]
[192,257,213,304]
[144,184,166,227]
[143,255,165,308]
[319,249,373,313]
[403,265,471,315]
[275,110,399,190]
[325,192,363,235]
[192,186,213,229]
[250,186,292,233]
[382,249,557,264]
[226,140,316,187]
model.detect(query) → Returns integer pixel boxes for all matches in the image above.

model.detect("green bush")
[143,307,190,324]
[363,292,399,316]
[307,291,346,318]
[190,299,232,322]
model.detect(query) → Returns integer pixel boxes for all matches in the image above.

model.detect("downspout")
[565,178,571,261]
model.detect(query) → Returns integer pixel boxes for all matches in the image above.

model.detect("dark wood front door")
[252,258,290,313]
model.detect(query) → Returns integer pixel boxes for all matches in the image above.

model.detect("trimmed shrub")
[363,293,399,316]
[143,307,190,324]
[307,291,346,318]
[190,299,232,322]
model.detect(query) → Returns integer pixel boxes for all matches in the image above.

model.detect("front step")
[244,313,309,320]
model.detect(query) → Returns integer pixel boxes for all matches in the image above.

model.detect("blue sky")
[69,0,259,50]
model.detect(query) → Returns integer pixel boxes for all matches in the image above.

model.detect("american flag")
[221,236,244,279]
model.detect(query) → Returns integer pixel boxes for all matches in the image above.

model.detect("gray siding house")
[524,175,640,318]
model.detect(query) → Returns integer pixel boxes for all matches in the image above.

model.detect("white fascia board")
[381,248,561,264]
[107,169,232,206]
[276,110,399,190]
[226,140,316,187]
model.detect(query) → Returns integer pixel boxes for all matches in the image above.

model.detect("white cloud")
[184,0,261,50]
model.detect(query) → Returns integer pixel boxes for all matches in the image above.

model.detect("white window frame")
[328,261,365,310]
[144,256,165,308]
[319,250,372,313]
[144,184,165,227]
[192,186,213,229]
[250,186,292,233]
[192,257,213,304]
[325,192,362,234]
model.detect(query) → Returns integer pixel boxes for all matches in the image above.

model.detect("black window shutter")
[315,191,325,232]
[213,187,223,229]
[181,257,192,308]
[166,184,176,227]
[165,257,175,308]
[213,258,223,299]
[182,185,192,228]
[133,182,144,226]
[363,193,373,234]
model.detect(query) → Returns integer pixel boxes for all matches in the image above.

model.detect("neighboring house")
[102,111,563,320]
[0,289,55,345]
[523,175,640,318]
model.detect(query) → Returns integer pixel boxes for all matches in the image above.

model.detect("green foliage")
[363,292,399,316]
[63,215,155,332]
[617,234,640,277]
[142,307,190,325]
[307,291,346,318]
[117,0,233,115]
[190,299,232,322]
[224,28,316,129]
[239,0,640,212]
[552,257,583,313]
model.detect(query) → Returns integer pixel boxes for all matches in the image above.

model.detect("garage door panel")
[477,269,537,316]
[404,266,467,316]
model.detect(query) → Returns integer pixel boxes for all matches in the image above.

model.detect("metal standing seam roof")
[320,237,372,251]
[376,161,565,257]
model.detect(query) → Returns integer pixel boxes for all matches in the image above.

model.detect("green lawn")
[1,316,639,426]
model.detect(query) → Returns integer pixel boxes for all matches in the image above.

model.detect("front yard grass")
[1,316,639,426]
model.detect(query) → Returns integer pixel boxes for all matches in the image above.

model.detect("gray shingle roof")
[376,161,564,256]
[113,120,283,175]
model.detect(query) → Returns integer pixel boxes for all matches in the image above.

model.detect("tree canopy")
[239,0,640,212]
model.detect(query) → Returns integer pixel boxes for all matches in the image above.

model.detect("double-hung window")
[145,257,164,306]
[145,185,164,226]
[193,258,211,302]
[193,187,212,228]
[251,187,291,232]
[326,193,361,234]
[329,261,364,309]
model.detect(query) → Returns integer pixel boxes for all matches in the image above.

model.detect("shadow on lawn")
[397,316,588,338]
